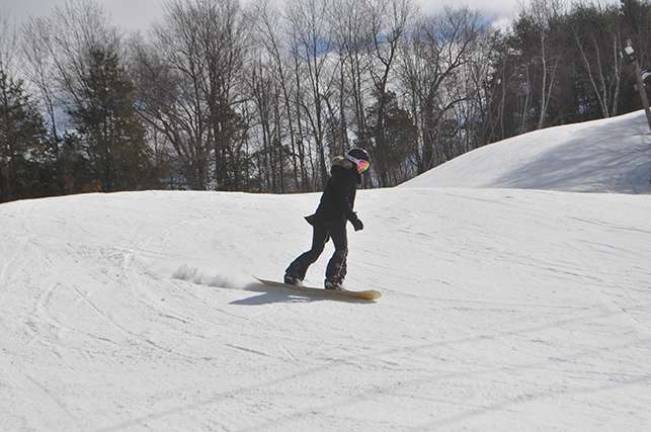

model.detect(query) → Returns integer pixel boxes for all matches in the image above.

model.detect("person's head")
[345,148,370,174]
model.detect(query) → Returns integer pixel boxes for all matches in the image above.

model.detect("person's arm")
[335,177,363,230]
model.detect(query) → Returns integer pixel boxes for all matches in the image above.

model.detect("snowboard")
[254,277,381,301]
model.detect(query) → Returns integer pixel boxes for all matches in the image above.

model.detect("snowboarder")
[284,148,370,290]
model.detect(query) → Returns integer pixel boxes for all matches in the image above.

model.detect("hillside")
[1,111,650,431]
[403,110,651,194]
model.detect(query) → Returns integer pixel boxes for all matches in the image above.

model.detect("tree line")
[0,0,650,202]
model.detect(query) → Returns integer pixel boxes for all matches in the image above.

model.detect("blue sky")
[3,0,523,31]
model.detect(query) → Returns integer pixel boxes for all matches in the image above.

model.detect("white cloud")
[1,0,165,31]
[2,0,521,28]
[419,0,523,21]
[0,0,621,32]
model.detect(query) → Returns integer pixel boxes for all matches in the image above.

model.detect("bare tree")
[287,0,338,188]
[247,53,275,191]
[367,0,412,186]
[253,0,307,190]
[462,21,502,149]
[132,22,210,189]
[0,12,17,74]
[22,18,61,145]
[328,0,374,154]
[399,8,481,171]
[571,3,623,118]
[527,0,566,130]
[46,0,121,110]
[194,0,250,190]
[132,0,250,190]
[26,0,147,192]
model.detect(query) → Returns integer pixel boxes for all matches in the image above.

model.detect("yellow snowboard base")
[254,277,381,302]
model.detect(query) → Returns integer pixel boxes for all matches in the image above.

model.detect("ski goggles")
[346,155,370,174]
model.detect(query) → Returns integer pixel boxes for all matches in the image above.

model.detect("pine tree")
[68,47,153,192]
[0,69,51,202]
[366,90,417,186]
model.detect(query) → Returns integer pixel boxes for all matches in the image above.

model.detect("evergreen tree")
[68,47,154,192]
[366,90,417,186]
[0,68,52,202]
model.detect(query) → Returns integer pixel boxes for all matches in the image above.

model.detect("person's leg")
[285,224,329,281]
[325,221,348,287]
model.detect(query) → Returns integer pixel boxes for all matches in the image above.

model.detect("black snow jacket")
[306,157,361,226]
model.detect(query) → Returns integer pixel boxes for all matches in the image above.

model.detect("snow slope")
[1,112,651,431]
[402,110,651,193]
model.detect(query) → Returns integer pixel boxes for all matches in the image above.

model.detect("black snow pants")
[285,220,348,284]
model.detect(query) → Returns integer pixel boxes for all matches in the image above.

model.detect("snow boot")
[284,274,302,286]
[324,279,343,291]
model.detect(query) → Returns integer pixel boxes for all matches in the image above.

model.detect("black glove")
[351,217,364,231]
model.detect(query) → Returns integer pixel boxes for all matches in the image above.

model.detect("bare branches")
[4,0,650,198]
[0,12,17,73]
[398,8,486,171]
[286,0,338,187]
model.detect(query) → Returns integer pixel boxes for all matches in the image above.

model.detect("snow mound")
[402,110,651,193]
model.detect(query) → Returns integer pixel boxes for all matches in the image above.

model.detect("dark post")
[624,39,651,132]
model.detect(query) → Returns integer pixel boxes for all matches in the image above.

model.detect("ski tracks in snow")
[2,190,651,431]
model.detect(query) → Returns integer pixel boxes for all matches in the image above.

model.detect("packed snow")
[1,111,650,431]
[403,110,651,193]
